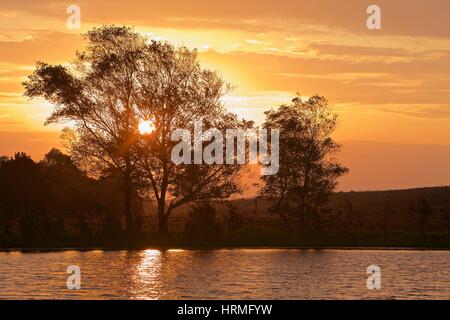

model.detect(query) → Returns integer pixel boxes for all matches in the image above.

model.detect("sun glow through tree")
[138,120,156,135]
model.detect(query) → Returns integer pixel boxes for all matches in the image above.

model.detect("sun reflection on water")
[129,249,163,299]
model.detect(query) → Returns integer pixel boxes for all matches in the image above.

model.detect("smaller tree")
[260,94,348,235]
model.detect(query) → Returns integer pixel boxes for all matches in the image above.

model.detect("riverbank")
[2,231,450,251]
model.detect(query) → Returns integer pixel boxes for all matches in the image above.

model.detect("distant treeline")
[0,149,142,246]
[144,188,450,247]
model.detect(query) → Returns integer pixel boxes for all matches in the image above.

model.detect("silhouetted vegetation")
[0,149,142,246]
[183,202,220,243]
[260,95,348,236]
[1,149,450,248]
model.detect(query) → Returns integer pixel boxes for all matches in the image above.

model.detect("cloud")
[201,49,450,105]
[308,43,450,62]
[0,32,83,65]
[376,104,450,119]
[3,0,450,38]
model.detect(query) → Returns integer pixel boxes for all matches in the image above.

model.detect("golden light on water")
[138,120,156,135]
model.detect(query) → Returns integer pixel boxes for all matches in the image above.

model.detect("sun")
[138,120,155,135]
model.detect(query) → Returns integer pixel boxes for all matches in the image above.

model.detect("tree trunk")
[277,199,293,231]
[298,196,306,236]
[298,163,310,237]
[124,170,133,234]
[157,200,169,237]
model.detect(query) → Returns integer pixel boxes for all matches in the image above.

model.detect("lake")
[0,249,449,299]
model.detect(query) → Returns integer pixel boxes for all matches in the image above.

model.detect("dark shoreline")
[3,229,450,252]
[2,244,450,253]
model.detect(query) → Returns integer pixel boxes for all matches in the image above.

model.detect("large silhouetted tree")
[23,26,146,233]
[134,41,249,236]
[260,94,348,235]
[24,25,247,237]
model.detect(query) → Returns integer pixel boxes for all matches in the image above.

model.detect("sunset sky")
[1,0,450,191]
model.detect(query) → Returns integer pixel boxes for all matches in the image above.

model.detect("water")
[0,249,449,299]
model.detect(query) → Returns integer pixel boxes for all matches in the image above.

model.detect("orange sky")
[1,0,450,191]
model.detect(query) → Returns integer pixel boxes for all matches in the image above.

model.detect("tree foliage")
[260,94,348,233]
[133,39,248,235]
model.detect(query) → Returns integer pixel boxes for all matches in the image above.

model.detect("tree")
[0,152,47,238]
[24,25,247,237]
[23,26,146,233]
[134,41,248,236]
[39,148,97,236]
[260,94,348,235]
